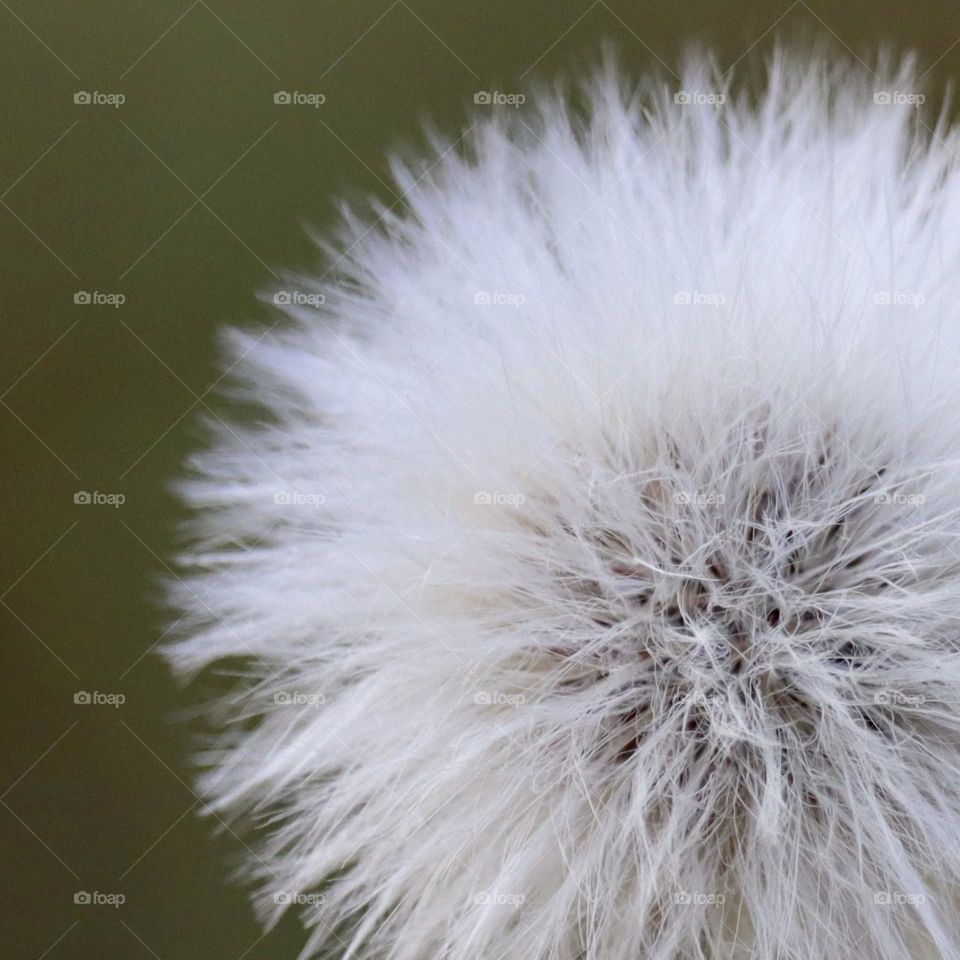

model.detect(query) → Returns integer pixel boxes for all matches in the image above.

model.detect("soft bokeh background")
[3,2,959,958]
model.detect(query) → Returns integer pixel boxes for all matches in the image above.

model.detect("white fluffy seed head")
[167,49,960,960]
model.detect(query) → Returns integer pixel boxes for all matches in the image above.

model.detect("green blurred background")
[2,2,958,958]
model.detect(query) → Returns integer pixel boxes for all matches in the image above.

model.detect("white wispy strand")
[167,50,960,960]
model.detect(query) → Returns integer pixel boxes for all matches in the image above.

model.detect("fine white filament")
[167,51,960,960]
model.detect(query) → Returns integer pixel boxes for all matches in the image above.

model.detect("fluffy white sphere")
[168,51,960,960]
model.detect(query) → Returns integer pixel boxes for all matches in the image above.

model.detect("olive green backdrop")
[2,2,956,958]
